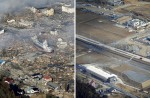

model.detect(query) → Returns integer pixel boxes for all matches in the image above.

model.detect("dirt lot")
[77,9,133,44]
[121,4,150,20]
[76,41,115,64]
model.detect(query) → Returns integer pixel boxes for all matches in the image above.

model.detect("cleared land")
[121,4,150,20]
[77,9,133,44]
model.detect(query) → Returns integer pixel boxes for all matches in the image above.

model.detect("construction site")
[0,0,74,98]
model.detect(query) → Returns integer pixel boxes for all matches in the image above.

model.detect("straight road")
[76,35,150,71]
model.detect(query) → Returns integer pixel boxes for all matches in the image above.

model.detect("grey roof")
[47,82,59,89]
[0,60,5,64]
[123,70,150,83]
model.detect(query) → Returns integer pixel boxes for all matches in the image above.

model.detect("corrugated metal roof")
[84,64,117,79]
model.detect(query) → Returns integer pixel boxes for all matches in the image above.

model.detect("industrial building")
[82,64,118,82]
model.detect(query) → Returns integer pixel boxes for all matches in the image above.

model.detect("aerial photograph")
[76,0,150,98]
[0,0,74,98]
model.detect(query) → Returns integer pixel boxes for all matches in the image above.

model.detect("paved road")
[77,35,150,69]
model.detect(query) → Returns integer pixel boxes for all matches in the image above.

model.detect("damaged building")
[126,19,149,29]
[31,36,54,53]
[40,8,54,16]
[27,7,54,16]
[62,4,74,13]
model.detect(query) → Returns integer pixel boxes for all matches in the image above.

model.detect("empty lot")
[77,9,133,44]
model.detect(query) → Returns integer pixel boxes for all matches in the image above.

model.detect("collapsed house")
[62,4,74,13]
[0,29,5,35]
[40,8,54,16]
[18,19,33,27]
[57,38,68,49]
[6,18,33,28]
[27,7,37,13]
[7,19,16,24]
[27,7,54,16]
[126,19,149,29]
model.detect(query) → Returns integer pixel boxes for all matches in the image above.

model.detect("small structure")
[47,81,59,90]
[18,19,33,27]
[43,75,52,82]
[127,19,148,29]
[40,8,54,16]
[57,38,68,49]
[0,29,4,35]
[0,60,5,65]
[7,19,16,24]
[31,73,43,80]
[62,4,74,13]
[27,7,37,13]
[50,30,58,36]
[4,78,14,84]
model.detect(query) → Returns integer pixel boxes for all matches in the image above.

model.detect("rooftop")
[123,70,150,83]
[83,64,117,79]
[47,82,59,89]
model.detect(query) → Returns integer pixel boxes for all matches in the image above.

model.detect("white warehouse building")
[82,64,118,82]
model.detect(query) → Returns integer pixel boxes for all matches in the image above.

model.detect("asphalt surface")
[76,36,150,71]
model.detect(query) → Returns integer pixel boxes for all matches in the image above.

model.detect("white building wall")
[84,65,117,81]
[62,6,74,13]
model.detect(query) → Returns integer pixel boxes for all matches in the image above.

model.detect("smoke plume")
[0,0,70,13]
